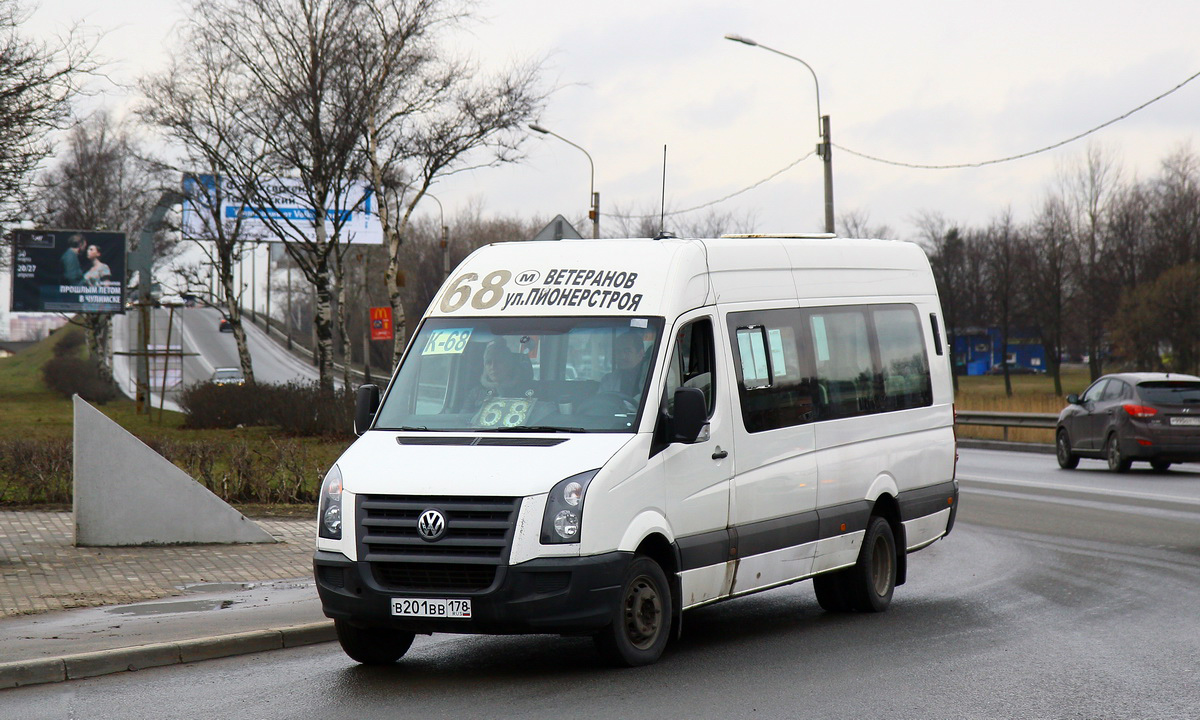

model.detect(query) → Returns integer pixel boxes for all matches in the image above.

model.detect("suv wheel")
[1106,434,1132,473]
[1056,429,1079,469]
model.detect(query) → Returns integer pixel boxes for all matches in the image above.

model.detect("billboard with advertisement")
[181,174,383,244]
[9,229,126,314]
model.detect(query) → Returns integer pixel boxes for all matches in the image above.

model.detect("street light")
[529,123,600,239]
[421,191,450,280]
[724,33,835,234]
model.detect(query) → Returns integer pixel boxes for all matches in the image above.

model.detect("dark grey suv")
[1056,372,1200,472]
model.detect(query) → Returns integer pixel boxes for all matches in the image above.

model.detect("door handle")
[712,447,728,460]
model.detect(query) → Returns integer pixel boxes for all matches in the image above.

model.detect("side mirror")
[671,387,707,443]
[354,384,381,436]
[1066,393,1080,405]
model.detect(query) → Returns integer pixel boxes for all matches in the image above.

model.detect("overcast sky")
[26,0,1200,240]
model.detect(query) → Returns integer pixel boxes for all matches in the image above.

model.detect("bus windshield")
[373,316,664,433]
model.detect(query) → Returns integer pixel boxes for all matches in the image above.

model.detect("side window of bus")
[872,306,932,411]
[729,309,816,432]
[809,308,874,419]
[664,318,715,417]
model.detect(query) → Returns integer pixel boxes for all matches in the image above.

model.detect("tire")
[335,620,415,665]
[1105,434,1132,473]
[1150,460,1172,472]
[849,516,898,613]
[594,556,672,667]
[1056,429,1080,470]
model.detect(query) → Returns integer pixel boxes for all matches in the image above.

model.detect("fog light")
[553,510,579,539]
[323,503,342,536]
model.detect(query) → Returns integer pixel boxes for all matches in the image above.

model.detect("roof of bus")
[425,236,938,320]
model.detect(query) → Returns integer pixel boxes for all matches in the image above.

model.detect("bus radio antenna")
[659,145,668,237]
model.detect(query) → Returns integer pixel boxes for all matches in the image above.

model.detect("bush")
[179,379,355,438]
[0,439,73,504]
[41,355,117,404]
[0,435,333,506]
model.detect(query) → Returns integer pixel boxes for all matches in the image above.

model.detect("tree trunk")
[219,259,255,385]
[312,257,335,391]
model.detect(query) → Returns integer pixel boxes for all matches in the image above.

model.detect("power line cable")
[609,150,816,218]
[839,68,1200,169]
[610,67,1200,219]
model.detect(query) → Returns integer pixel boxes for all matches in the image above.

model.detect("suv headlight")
[318,465,344,540]
[540,469,600,544]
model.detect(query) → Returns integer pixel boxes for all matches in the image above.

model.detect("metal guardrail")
[955,411,1057,442]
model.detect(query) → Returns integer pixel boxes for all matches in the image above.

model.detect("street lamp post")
[724,33,835,234]
[422,191,450,280]
[529,124,600,239]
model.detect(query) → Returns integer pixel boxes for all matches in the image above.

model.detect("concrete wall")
[73,396,276,546]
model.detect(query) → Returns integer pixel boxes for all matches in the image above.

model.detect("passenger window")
[1082,380,1108,403]
[809,308,875,419]
[729,309,816,433]
[665,318,716,417]
[873,307,932,411]
[1101,380,1127,402]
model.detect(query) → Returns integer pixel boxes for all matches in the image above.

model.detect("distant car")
[211,367,245,386]
[985,362,1039,375]
[1055,372,1200,473]
[219,318,232,333]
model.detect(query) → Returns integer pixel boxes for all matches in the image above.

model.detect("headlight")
[541,469,599,544]
[318,465,343,540]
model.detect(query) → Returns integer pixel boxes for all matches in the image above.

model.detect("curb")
[0,621,336,691]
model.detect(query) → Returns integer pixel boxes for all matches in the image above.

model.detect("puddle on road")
[105,598,242,616]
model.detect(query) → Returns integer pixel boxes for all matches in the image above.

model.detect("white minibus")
[314,234,958,667]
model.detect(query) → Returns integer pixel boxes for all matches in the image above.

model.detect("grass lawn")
[0,325,347,507]
[954,365,1094,443]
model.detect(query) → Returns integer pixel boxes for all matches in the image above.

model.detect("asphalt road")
[6,449,1199,719]
[112,306,321,410]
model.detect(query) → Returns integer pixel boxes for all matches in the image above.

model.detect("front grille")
[357,495,520,592]
[372,562,498,592]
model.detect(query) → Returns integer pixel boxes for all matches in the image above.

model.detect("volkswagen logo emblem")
[417,509,446,541]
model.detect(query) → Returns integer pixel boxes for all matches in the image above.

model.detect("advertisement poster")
[9,229,127,314]
[370,306,393,341]
[181,174,382,244]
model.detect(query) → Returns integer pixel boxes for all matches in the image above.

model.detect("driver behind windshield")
[600,331,647,398]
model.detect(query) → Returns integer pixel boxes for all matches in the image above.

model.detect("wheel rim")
[870,535,893,596]
[622,575,662,650]
[1057,433,1069,463]
[1108,437,1120,468]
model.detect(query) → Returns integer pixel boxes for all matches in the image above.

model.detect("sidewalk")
[0,510,333,689]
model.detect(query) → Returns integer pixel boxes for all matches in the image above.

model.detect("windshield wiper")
[395,425,430,431]
[480,425,588,434]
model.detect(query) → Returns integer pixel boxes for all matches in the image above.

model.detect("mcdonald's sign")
[369,306,393,341]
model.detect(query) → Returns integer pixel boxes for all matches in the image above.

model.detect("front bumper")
[314,550,631,635]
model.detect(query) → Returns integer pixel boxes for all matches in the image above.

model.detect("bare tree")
[29,111,167,383]
[140,42,277,383]
[1060,144,1122,381]
[916,212,969,390]
[1024,195,1077,395]
[165,0,378,390]
[0,0,95,271]
[606,203,758,240]
[349,0,547,367]
[1146,146,1200,276]
[838,208,894,239]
